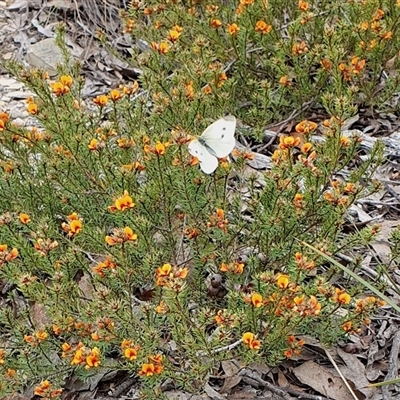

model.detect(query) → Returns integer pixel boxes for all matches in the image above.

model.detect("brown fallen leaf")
[292,360,356,400]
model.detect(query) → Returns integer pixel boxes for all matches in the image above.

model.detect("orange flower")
[109,89,123,102]
[152,41,169,54]
[207,208,228,232]
[0,112,9,122]
[276,274,290,289]
[248,339,261,350]
[301,142,313,153]
[372,8,384,21]
[242,332,261,350]
[320,58,332,70]
[210,19,222,28]
[19,213,31,224]
[251,292,263,307]
[217,72,227,87]
[50,81,70,96]
[294,252,315,270]
[292,41,308,55]
[342,321,352,332]
[279,75,291,87]
[27,102,38,115]
[184,227,199,239]
[255,20,272,34]
[242,332,255,345]
[34,238,58,256]
[117,138,135,148]
[293,193,304,208]
[155,263,188,288]
[121,81,139,95]
[333,288,351,305]
[35,329,48,341]
[88,138,104,151]
[105,226,138,246]
[340,135,350,147]
[60,75,73,87]
[227,23,240,35]
[279,135,300,149]
[61,213,83,237]
[139,363,156,376]
[109,190,135,212]
[168,27,182,42]
[156,300,169,314]
[298,0,308,11]
[93,95,109,107]
[124,347,139,361]
[34,380,51,396]
[295,120,317,134]
[185,81,195,99]
[86,347,101,369]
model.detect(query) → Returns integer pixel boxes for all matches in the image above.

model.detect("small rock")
[7,91,32,99]
[26,38,65,76]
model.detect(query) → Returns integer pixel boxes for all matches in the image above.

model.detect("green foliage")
[0,0,397,397]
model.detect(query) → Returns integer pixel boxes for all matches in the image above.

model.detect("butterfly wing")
[188,139,219,174]
[199,115,236,158]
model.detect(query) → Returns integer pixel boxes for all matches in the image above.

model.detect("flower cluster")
[108,190,135,212]
[0,244,18,267]
[50,75,73,97]
[242,332,261,350]
[61,212,83,237]
[139,354,164,377]
[155,263,188,290]
[207,209,228,232]
[62,342,101,370]
[105,226,137,246]
[34,380,63,399]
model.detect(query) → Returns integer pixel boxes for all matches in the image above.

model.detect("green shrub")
[0,0,396,397]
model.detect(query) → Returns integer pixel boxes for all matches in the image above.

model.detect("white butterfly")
[188,115,237,174]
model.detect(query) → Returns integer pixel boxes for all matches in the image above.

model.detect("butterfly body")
[188,115,236,174]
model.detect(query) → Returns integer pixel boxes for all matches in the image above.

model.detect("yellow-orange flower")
[139,363,155,376]
[217,72,227,87]
[279,135,301,149]
[292,41,308,55]
[210,19,222,28]
[35,329,48,341]
[242,332,255,345]
[242,332,261,350]
[19,213,31,224]
[34,380,51,396]
[227,23,240,35]
[85,347,101,369]
[109,190,135,212]
[50,81,70,96]
[333,288,351,305]
[60,75,73,87]
[61,213,83,237]
[251,292,263,307]
[0,112,9,122]
[255,20,272,34]
[276,274,290,289]
[124,347,139,361]
[93,95,109,107]
[298,0,308,11]
[27,102,38,115]
[279,75,291,87]
[109,89,123,102]
[168,27,182,42]
[105,227,138,246]
[295,120,317,134]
